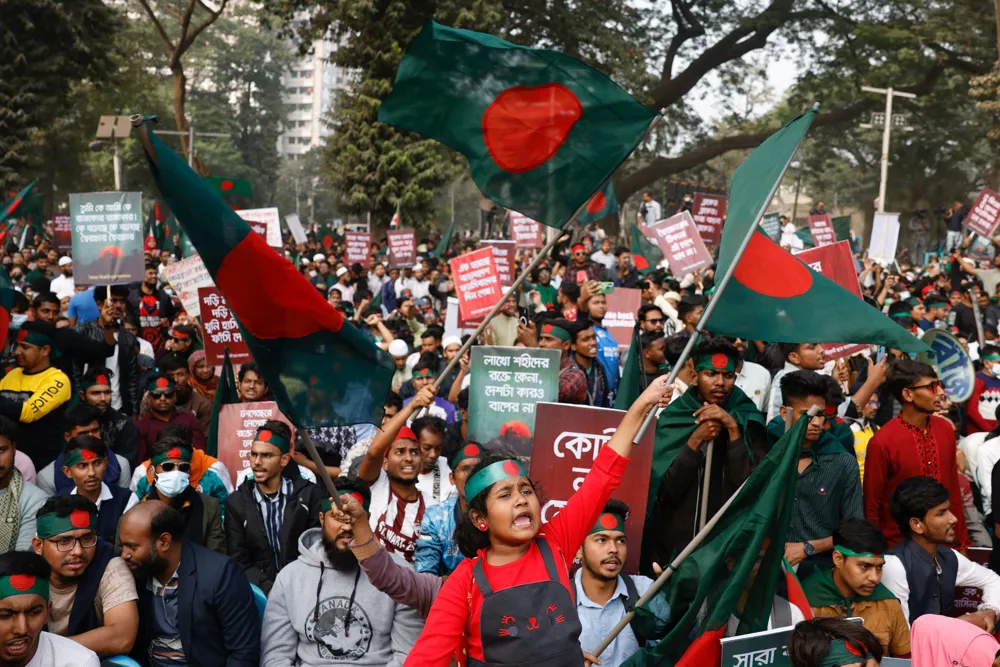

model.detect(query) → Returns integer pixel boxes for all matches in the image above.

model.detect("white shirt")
[882,551,1000,623]
[767,361,801,423]
[640,199,662,226]
[975,435,1000,515]
[736,361,772,413]
[101,331,122,411]
[48,275,75,300]
[27,632,99,667]
[590,250,616,270]
[410,278,431,300]
[416,457,454,505]
[70,482,114,510]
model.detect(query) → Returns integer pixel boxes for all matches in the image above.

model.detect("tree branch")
[184,0,229,51]
[661,0,704,83]
[135,0,177,55]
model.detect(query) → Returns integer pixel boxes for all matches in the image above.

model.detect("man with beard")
[638,331,667,390]
[56,435,131,545]
[224,421,325,594]
[567,243,609,285]
[535,319,587,405]
[151,353,211,435]
[570,321,610,407]
[30,296,115,397]
[120,501,259,667]
[77,368,139,468]
[0,416,49,552]
[73,285,140,418]
[261,478,422,666]
[48,257,74,301]
[30,495,138,658]
[238,361,268,403]
[0,551,99,667]
[136,375,205,462]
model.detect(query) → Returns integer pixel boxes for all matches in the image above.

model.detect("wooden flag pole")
[630,105,817,445]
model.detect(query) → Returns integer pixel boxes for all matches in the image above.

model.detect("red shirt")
[136,409,206,462]
[863,415,969,548]
[403,445,629,666]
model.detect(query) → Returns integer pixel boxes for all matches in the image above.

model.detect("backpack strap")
[621,574,639,612]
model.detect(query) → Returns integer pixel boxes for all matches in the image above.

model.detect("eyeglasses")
[159,462,191,473]
[909,380,944,392]
[151,391,175,399]
[49,533,98,552]
[644,317,664,325]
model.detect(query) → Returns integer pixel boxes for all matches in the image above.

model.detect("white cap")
[58,256,72,267]
[442,335,461,350]
[388,339,409,357]
[412,264,423,271]
[312,253,326,262]
[299,257,310,265]
[336,266,349,278]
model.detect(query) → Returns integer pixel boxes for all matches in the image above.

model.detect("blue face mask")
[10,314,27,330]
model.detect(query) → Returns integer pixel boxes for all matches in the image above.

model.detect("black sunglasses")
[151,391,175,399]
[160,462,191,473]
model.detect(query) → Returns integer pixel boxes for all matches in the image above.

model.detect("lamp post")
[92,115,133,191]
[859,86,915,213]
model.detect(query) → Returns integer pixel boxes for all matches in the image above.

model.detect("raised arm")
[358,385,436,484]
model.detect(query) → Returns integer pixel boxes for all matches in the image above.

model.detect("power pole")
[859,86,915,213]
[157,126,230,167]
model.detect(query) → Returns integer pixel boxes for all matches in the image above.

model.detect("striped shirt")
[368,472,430,563]
[253,477,293,569]
[787,440,864,544]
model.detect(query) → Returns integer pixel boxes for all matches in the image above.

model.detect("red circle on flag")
[81,449,97,461]
[221,179,235,192]
[482,83,583,174]
[8,574,35,591]
[16,329,27,343]
[633,256,649,270]
[70,509,90,528]
[587,192,607,214]
[599,513,618,530]
[99,245,125,258]
[96,375,109,386]
[7,198,22,216]
[501,460,521,476]
[463,444,480,457]
[711,353,729,369]
[323,235,333,250]
[501,421,530,437]
[156,378,170,389]
[350,491,365,507]
[167,447,182,460]
[733,234,812,298]
[542,324,553,334]
[258,430,272,442]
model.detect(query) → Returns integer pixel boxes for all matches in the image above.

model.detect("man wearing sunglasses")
[30,495,139,658]
[136,375,205,463]
[863,359,970,549]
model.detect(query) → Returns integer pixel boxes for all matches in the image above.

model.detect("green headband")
[449,442,483,469]
[322,492,369,513]
[834,544,882,559]
[889,311,912,320]
[151,446,192,466]
[412,368,437,379]
[147,376,175,393]
[254,426,290,453]
[926,301,947,309]
[465,459,528,502]
[818,639,872,667]
[983,354,1000,362]
[64,448,105,467]
[693,352,737,373]
[81,372,111,391]
[590,512,626,535]
[36,508,95,539]
[15,329,51,348]
[0,574,49,602]
[539,323,571,342]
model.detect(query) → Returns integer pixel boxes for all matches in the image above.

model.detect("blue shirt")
[415,494,464,575]
[593,325,620,395]
[575,569,658,665]
[68,288,100,325]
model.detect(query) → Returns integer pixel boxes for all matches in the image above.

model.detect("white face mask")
[992,363,1000,377]
[10,314,27,330]
[155,470,190,498]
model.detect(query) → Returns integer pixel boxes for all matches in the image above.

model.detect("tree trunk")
[171,64,189,159]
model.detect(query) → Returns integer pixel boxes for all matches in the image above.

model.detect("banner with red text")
[691,193,728,246]
[482,239,516,288]
[808,214,835,247]
[450,247,503,322]
[198,287,252,366]
[646,212,714,275]
[794,240,867,359]
[387,229,416,268]
[963,187,1000,238]
[345,231,371,268]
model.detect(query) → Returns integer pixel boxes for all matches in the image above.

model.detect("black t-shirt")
[950,302,978,339]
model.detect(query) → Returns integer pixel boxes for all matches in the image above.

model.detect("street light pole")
[860,86,916,213]
[156,126,230,167]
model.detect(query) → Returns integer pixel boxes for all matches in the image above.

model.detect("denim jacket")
[414,495,464,575]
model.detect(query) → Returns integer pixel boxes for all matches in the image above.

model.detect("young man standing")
[130,264,173,354]
[967,344,1000,433]
[864,360,970,548]
[136,375,205,462]
[73,285,140,417]
[237,361,268,402]
[570,322,610,408]
[537,319,587,405]
[579,283,620,399]
[917,292,950,331]
[415,441,482,575]
[31,495,138,658]
[60,435,131,545]
[766,342,826,423]
[224,421,324,594]
[78,367,139,468]
[639,332,667,389]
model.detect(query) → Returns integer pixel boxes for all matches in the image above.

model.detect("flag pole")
[630,105,817,445]
[591,404,820,659]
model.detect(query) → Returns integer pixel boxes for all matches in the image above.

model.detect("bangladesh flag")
[794,226,815,248]
[623,412,809,666]
[378,21,658,229]
[434,219,456,257]
[832,215,852,242]
[206,347,240,457]
[631,222,663,275]
[138,121,395,428]
[577,180,619,226]
[0,264,15,344]
[613,327,644,411]
[317,225,337,253]
[0,180,37,227]
[204,177,253,200]
[706,109,928,354]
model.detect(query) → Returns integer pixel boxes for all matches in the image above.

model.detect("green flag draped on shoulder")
[623,413,809,666]
[378,20,658,229]
[705,109,928,354]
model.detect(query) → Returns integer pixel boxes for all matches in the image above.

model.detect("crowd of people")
[2,202,1000,667]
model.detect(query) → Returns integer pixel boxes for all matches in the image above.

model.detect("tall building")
[279,39,350,158]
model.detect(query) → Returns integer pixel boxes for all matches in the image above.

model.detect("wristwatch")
[803,542,816,557]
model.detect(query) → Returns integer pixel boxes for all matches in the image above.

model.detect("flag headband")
[925,301,947,309]
[540,323,571,342]
[322,492,369,513]
[693,352,737,373]
[449,442,483,469]
[412,368,437,379]
[571,244,586,253]
[64,448,104,467]
[889,311,912,320]
[36,508,95,539]
[465,459,528,502]
[834,544,882,559]
[818,639,871,667]
[151,446,192,466]
[982,354,1000,362]
[589,512,626,535]
[15,329,51,348]
[147,376,175,394]
[254,426,290,453]
[0,575,49,602]
[81,373,111,391]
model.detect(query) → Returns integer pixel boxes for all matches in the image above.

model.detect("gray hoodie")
[261,528,424,666]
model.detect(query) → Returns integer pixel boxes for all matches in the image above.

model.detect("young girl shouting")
[401,376,673,667]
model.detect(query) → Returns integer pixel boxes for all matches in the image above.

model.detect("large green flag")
[204,176,253,200]
[613,327,643,411]
[832,215,852,242]
[624,413,808,666]
[378,21,658,229]
[631,223,663,275]
[705,109,928,354]
[435,219,456,257]
[0,180,37,227]
[206,347,240,457]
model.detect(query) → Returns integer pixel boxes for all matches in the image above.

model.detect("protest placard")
[528,403,654,574]
[808,213,835,246]
[868,212,900,263]
[603,288,642,353]
[761,211,781,240]
[387,229,416,268]
[284,213,307,244]
[964,187,1000,238]
[52,214,72,251]
[509,211,544,249]
[691,193,728,245]
[468,346,560,447]
[197,287,251,366]
[69,192,144,285]
[216,401,295,487]
[794,241,866,360]
[481,240,516,287]
[449,247,503,322]
[345,231,371,268]
[162,254,214,315]
[236,208,282,247]
[646,211,714,275]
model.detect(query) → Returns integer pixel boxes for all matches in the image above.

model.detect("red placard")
[449,247,503,322]
[808,214,835,247]
[198,287,252,366]
[793,241,866,360]
[216,401,295,487]
[963,187,1000,238]
[481,240,516,288]
[691,193,728,245]
[509,211,544,249]
[529,403,654,574]
[603,288,642,352]
[52,214,72,251]
[646,211,714,275]
[345,231,371,268]
[387,229,416,268]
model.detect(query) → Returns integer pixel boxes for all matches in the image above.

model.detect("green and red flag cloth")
[0,180,37,226]
[64,446,105,467]
[204,177,253,200]
[577,180,619,227]
[0,574,48,601]
[36,508,96,538]
[434,219,456,257]
[705,108,928,354]
[623,412,809,666]
[631,222,663,275]
[138,120,394,429]
[0,264,16,344]
[207,347,240,457]
[317,225,337,252]
[801,562,895,612]
[832,215,852,243]
[378,20,658,229]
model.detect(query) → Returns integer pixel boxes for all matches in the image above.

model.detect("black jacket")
[99,406,139,468]
[131,541,260,667]
[48,328,115,395]
[224,470,325,593]
[72,321,141,416]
